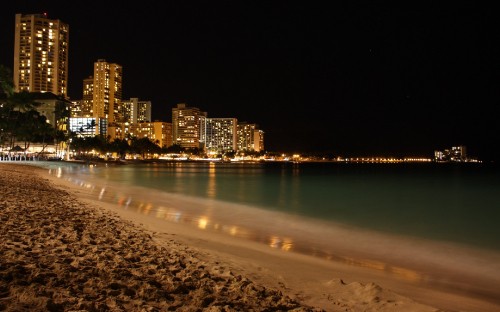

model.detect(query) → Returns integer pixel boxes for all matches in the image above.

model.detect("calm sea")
[41,160,500,252]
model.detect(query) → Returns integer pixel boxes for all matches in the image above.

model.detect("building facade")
[92,59,122,127]
[13,13,69,98]
[236,122,264,152]
[253,129,265,152]
[28,92,71,132]
[70,76,94,118]
[131,121,172,148]
[69,117,99,137]
[81,76,94,117]
[205,118,238,154]
[122,98,152,124]
[434,145,468,162]
[172,103,207,149]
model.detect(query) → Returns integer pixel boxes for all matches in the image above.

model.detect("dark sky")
[2,1,499,160]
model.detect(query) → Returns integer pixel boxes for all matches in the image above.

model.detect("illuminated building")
[434,145,468,162]
[70,99,83,118]
[122,98,152,123]
[26,92,71,131]
[13,13,69,98]
[254,129,265,152]
[130,121,172,148]
[107,123,125,140]
[205,118,237,154]
[451,146,467,161]
[69,117,100,137]
[434,150,444,161]
[81,76,94,117]
[93,59,122,132]
[237,122,265,152]
[70,76,94,118]
[172,103,207,149]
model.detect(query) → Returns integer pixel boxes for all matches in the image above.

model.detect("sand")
[1,162,499,311]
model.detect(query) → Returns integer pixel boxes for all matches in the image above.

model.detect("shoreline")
[1,163,322,311]
[2,162,500,311]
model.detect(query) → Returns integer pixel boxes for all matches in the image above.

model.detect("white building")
[205,118,237,154]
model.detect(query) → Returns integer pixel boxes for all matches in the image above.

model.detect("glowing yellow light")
[269,236,281,248]
[198,217,208,229]
[229,226,238,236]
[281,238,293,251]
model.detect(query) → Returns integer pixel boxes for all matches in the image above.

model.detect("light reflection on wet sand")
[50,169,430,282]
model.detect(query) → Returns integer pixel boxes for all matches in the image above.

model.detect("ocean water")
[34,160,500,302]
[44,160,500,251]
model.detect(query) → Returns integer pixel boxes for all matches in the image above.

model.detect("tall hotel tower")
[92,59,123,124]
[81,76,94,117]
[172,103,207,149]
[13,13,69,97]
[205,118,238,154]
[237,122,265,152]
[122,98,152,123]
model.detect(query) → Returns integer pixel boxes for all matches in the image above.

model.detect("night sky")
[2,1,499,160]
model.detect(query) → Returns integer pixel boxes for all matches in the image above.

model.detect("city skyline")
[1,2,499,161]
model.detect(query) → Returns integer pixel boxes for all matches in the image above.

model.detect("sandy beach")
[1,163,499,311]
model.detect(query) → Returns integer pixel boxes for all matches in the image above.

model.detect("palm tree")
[0,65,14,97]
[0,92,43,151]
[130,137,161,159]
[1,65,46,151]
[109,138,130,160]
[0,65,14,150]
[53,100,71,157]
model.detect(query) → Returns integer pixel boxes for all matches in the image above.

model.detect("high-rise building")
[205,118,238,154]
[70,99,83,117]
[93,59,122,125]
[13,13,69,97]
[131,121,172,148]
[253,129,265,152]
[69,117,99,137]
[70,76,94,118]
[237,122,264,152]
[172,103,207,149]
[122,98,152,123]
[81,76,94,117]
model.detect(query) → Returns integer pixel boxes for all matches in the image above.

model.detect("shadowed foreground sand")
[1,163,495,312]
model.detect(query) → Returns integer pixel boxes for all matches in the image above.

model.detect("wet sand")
[1,163,499,311]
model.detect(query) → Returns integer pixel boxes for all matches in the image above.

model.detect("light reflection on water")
[59,171,286,248]
[52,169,435,287]
[207,162,216,198]
[46,165,444,288]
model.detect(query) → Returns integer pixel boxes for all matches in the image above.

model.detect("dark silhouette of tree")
[223,150,236,159]
[0,91,44,150]
[130,137,161,159]
[1,65,55,153]
[53,100,70,157]
[17,110,50,150]
[54,130,68,157]
[185,147,202,156]
[69,136,105,159]
[0,65,14,97]
[69,137,87,157]
[163,144,184,154]
[109,138,130,160]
